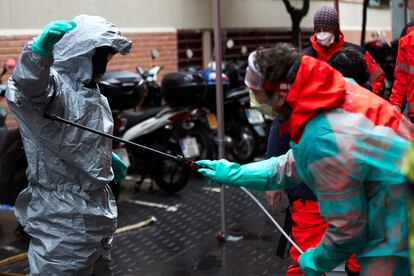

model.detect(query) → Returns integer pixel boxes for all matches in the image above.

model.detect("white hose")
[240,187,304,254]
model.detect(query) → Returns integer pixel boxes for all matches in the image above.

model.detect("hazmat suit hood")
[287,55,346,144]
[53,15,132,84]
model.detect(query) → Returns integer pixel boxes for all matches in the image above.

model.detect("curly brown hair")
[327,47,370,87]
[255,43,302,84]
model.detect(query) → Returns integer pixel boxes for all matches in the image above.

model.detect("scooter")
[118,71,216,194]
[134,49,163,110]
[198,66,267,163]
[98,49,163,112]
[183,42,267,163]
[100,50,214,194]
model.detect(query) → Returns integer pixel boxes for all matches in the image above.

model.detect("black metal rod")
[45,113,178,161]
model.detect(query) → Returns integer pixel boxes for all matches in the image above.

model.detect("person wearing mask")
[6,15,130,275]
[303,5,384,95]
[260,47,370,276]
[389,21,414,121]
[197,43,412,275]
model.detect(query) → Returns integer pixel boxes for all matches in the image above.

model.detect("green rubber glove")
[196,158,276,190]
[32,20,77,57]
[111,152,128,184]
[298,248,324,276]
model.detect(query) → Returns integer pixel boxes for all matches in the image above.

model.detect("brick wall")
[0,31,178,129]
[0,35,30,129]
[108,32,177,78]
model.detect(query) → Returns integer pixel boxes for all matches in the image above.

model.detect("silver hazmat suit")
[6,15,132,275]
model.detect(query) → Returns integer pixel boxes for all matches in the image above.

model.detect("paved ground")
[0,174,293,275]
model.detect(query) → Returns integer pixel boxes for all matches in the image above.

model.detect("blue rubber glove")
[112,152,128,184]
[298,248,324,276]
[196,158,277,190]
[32,20,77,57]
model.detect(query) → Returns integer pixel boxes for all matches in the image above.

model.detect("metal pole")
[361,0,368,47]
[392,0,406,40]
[213,0,227,239]
[333,0,339,13]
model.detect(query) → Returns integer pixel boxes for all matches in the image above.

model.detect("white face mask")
[316,32,335,47]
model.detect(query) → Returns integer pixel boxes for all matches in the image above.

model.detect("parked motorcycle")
[99,49,163,112]
[117,71,215,194]
[184,42,267,163]
[135,49,163,109]
[100,50,215,194]
[198,64,267,163]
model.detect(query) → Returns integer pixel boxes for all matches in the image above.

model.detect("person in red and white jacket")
[390,21,414,122]
[303,5,385,95]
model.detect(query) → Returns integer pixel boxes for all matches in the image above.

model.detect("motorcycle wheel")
[230,125,256,164]
[0,129,28,205]
[154,139,190,194]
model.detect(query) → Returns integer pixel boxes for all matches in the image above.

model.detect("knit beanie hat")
[313,6,340,34]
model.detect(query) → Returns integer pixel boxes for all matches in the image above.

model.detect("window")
[177,28,314,70]
[369,0,390,8]
[219,28,314,61]
[177,30,203,70]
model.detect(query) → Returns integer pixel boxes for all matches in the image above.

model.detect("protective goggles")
[244,51,264,90]
[244,51,291,93]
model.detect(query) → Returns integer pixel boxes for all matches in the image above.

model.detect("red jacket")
[390,25,414,116]
[304,33,385,94]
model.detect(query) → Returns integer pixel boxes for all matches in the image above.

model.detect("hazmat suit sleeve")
[11,42,55,107]
[11,20,76,107]
[196,149,303,190]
